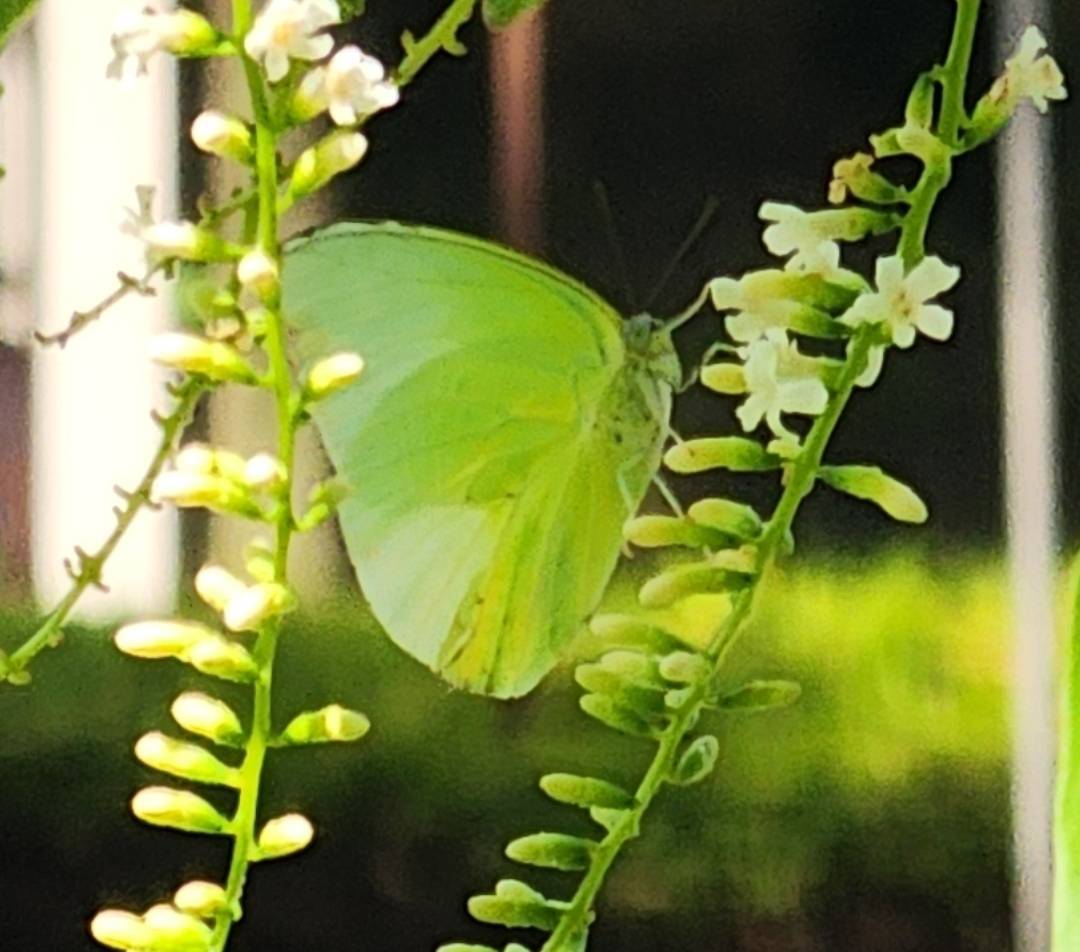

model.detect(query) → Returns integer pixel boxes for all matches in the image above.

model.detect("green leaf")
[819,464,928,523]
[0,0,37,48]
[671,735,720,786]
[506,832,597,871]
[540,773,634,811]
[664,437,779,474]
[482,0,549,30]
[716,679,802,712]
[468,880,563,932]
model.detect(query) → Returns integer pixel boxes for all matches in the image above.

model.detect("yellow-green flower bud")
[131,786,228,834]
[174,442,216,475]
[149,333,256,383]
[134,732,239,787]
[305,352,365,400]
[223,582,295,633]
[280,704,371,745]
[243,453,287,492]
[171,692,244,746]
[89,909,154,950]
[143,903,214,950]
[236,248,280,303]
[700,362,746,395]
[256,813,314,860]
[191,110,253,164]
[289,131,368,200]
[141,221,232,264]
[151,471,257,516]
[114,620,215,661]
[173,881,228,919]
[194,564,247,614]
[187,637,259,683]
[243,537,276,583]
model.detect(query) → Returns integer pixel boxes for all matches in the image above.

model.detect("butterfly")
[283,221,683,698]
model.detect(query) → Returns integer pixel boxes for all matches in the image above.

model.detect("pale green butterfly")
[283,221,682,698]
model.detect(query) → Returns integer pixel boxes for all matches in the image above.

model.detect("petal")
[840,293,883,327]
[708,277,743,311]
[725,312,767,343]
[265,48,290,82]
[736,396,766,433]
[906,255,960,301]
[329,99,356,127]
[779,378,828,416]
[873,255,904,294]
[892,323,917,348]
[301,34,335,62]
[916,304,954,341]
[855,345,884,388]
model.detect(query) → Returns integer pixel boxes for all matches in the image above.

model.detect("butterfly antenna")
[592,180,638,311]
[644,195,721,312]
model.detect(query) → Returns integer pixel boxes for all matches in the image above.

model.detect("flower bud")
[280,704,371,745]
[151,471,257,516]
[700,362,746,395]
[90,909,154,950]
[175,442,216,475]
[296,478,350,532]
[143,903,214,949]
[236,249,280,302]
[114,620,215,661]
[142,221,231,263]
[173,881,228,919]
[223,583,295,633]
[289,131,368,199]
[256,813,314,860]
[305,352,365,399]
[191,109,253,164]
[828,152,906,206]
[194,564,247,614]
[244,537,277,583]
[134,731,239,787]
[131,786,229,834]
[171,691,244,746]
[107,10,219,83]
[187,637,259,683]
[149,333,256,383]
[243,453,287,492]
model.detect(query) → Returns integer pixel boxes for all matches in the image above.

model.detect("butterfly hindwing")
[283,222,672,697]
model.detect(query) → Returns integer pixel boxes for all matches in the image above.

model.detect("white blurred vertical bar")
[490,8,546,253]
[998,5,1057,950]
[31,0,178,618]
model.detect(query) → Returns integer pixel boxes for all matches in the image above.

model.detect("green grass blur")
[0,549,1010,951]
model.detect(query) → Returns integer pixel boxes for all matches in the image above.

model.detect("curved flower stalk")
[86,1,483,950]
[442,4,1066,950]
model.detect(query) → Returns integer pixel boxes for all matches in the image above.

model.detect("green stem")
[0,378,206,686]
[210,3,294,949]
[395,0,479,87]
[542,3,982,946]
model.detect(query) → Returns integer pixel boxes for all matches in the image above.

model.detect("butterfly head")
[625,313,682,391]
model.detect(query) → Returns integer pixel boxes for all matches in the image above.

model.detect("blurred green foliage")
[0,550,1009,950]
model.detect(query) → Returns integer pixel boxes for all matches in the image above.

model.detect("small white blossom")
[243,452,287,491]
[237,248,280,301]
[736,330,829,438]
[999,26,1068,114]
[191,110,253,163]
[305,351,364,397]
[107,8,217,82]
[841,254,960,348]
[759,203,844,276]
[297,45,400,126]
[244,0,341,84]
[710,274,810,343]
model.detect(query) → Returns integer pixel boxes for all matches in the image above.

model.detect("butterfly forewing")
[283,222,675,697]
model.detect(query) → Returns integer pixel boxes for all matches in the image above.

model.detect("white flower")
[759,203,844,276]
[107,8,217,82]
[709,274,811,343]
[191,110,253,163]
[243,452,287,491]
[297,44,400,126]
[841,254,960,348]
[1001,26,1067,114]
[237,248,280,300]
[735,330,828,438]
[244,0,341,83]
[120,185,157,239]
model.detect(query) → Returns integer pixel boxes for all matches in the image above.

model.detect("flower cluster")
[92,2,385,949]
